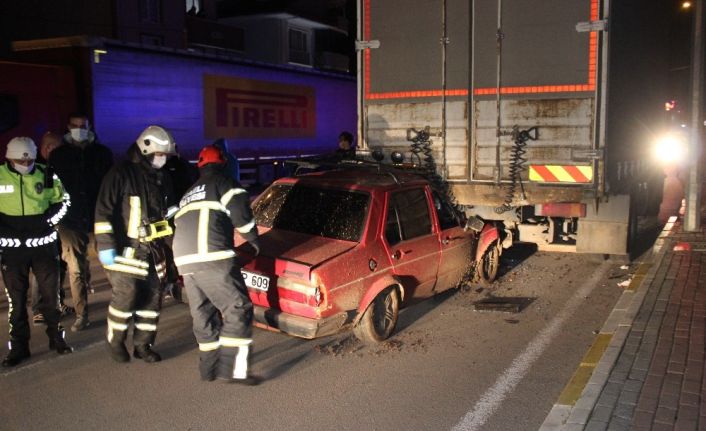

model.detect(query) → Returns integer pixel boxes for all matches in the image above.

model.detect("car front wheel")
[479,241,500,284]
[353,287,400,344]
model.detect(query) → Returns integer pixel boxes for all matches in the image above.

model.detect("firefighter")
[172,145,261,385]
[94,125,177,363]
[0,137,73,367]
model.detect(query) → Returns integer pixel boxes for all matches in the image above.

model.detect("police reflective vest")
[94,145,177,278]
[172,164,258,275]
[0,162,69,248]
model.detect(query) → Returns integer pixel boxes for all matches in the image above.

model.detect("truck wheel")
[479,241,500,284]
[353,287,400,344]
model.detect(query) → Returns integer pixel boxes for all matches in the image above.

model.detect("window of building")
[288,27,311,66]
[140,0,162,23]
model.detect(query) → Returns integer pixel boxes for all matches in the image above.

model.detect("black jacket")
[49,138,113,231]
[172,164,258,275]
[94,144,176,278]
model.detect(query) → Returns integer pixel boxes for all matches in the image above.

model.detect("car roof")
[274,166,430,191]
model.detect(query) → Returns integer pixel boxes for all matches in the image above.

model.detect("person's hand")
[99,249,117,265]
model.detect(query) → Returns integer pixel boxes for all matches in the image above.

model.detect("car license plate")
[241,270,270,292]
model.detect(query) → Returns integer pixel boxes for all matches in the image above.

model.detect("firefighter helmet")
[136,125,176,156]
[197,145,226,168]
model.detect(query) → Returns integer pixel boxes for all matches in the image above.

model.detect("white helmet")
[136,125,176,156]
[6,137,37,160]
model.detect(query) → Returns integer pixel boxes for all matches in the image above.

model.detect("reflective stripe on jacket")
[93,144,176,278]
[0,163,69,248]
[172,164,258,273]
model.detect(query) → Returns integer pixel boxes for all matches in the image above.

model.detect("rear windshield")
[253,184,370,241]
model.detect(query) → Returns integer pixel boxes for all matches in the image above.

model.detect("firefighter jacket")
[94,144,177,279]
[49,136,113,232]
[172,164,259,275]
[0,162,69,248]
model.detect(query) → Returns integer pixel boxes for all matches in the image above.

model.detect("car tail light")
[276,276,322,307]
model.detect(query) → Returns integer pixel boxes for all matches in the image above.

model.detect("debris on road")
[617,278,632,288]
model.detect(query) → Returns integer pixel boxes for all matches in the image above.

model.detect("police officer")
[94,126,177,363]
[0,137,73,367]
[172,145,260,384]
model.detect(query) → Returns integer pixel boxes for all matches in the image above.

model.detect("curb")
[539,216,678,430]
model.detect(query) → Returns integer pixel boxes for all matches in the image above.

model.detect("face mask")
[70,128,90,142]
[13,163,34,175]
[151,154,167,169]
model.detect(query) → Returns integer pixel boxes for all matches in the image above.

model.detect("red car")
[235,166,501,343]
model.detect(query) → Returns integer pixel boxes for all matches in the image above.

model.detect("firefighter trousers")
[105,264,162,349]
[182,258,253,380]
[1,243,63,347]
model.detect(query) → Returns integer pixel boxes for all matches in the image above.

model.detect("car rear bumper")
[253,306,348,339]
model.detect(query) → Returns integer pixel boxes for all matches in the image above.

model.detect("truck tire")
[479,241,500,284]
[353,287,400,344]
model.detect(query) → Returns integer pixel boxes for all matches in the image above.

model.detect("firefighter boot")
[134,345,162,363]
[199,349,219,381]
[216,344,261,386]
[1,342,31,367]
[47,327,73,355]
[107,342,130,363]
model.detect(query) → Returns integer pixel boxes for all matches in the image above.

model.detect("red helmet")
[197,145,226,167]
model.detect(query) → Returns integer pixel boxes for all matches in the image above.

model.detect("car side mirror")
[464,216,484,233]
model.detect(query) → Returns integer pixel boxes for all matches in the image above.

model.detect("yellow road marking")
[627,263,651,291]
[556,333,613,406]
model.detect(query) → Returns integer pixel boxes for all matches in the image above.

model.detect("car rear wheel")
[353,287,400,344]
[479,241,500,284]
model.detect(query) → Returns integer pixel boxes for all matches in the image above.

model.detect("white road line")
[452,261,610,431]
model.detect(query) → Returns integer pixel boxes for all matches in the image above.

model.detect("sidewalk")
[541,215,706,431]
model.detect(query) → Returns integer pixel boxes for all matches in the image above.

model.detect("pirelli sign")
[204,74,316,139]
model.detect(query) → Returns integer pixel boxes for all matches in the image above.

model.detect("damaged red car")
[235,166,501,343]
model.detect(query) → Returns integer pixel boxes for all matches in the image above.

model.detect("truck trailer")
[7,37,356,183]
[357,0,672,256]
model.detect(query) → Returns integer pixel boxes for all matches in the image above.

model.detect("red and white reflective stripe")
[528,165,593,183]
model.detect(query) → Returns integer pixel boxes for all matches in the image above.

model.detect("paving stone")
[679,405,700,422]
[624,379,644,393]
[631,410,656,429]
[655,406,678,425]
[607,415,632,431]
[674,418,698,431]
[590,405,614,423]
[613,403,635,420]
[584,420,609,431]
[618,390,640,406]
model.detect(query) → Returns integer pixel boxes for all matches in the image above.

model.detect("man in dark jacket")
[94,125,177,363]
[0,137,73,367]
[172,145,261,384]
[49,113,113,332]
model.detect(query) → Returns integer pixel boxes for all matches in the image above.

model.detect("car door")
[432,191,473,291]
[383,187,440,300]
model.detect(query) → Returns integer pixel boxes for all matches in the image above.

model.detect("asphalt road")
[0,230,658,431]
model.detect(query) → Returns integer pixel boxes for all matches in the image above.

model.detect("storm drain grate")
[473,297,535,313]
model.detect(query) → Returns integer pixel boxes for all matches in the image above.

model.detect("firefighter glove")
[99,249,117,265]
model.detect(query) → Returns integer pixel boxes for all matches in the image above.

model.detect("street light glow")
[682,1,692,9]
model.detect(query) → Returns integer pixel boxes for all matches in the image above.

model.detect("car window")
[432,191,460,230]
[252,184,369,241]
[385,188,432,245]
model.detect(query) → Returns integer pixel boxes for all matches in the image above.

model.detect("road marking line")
[451,262,610,431]
[556,333,612,405]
